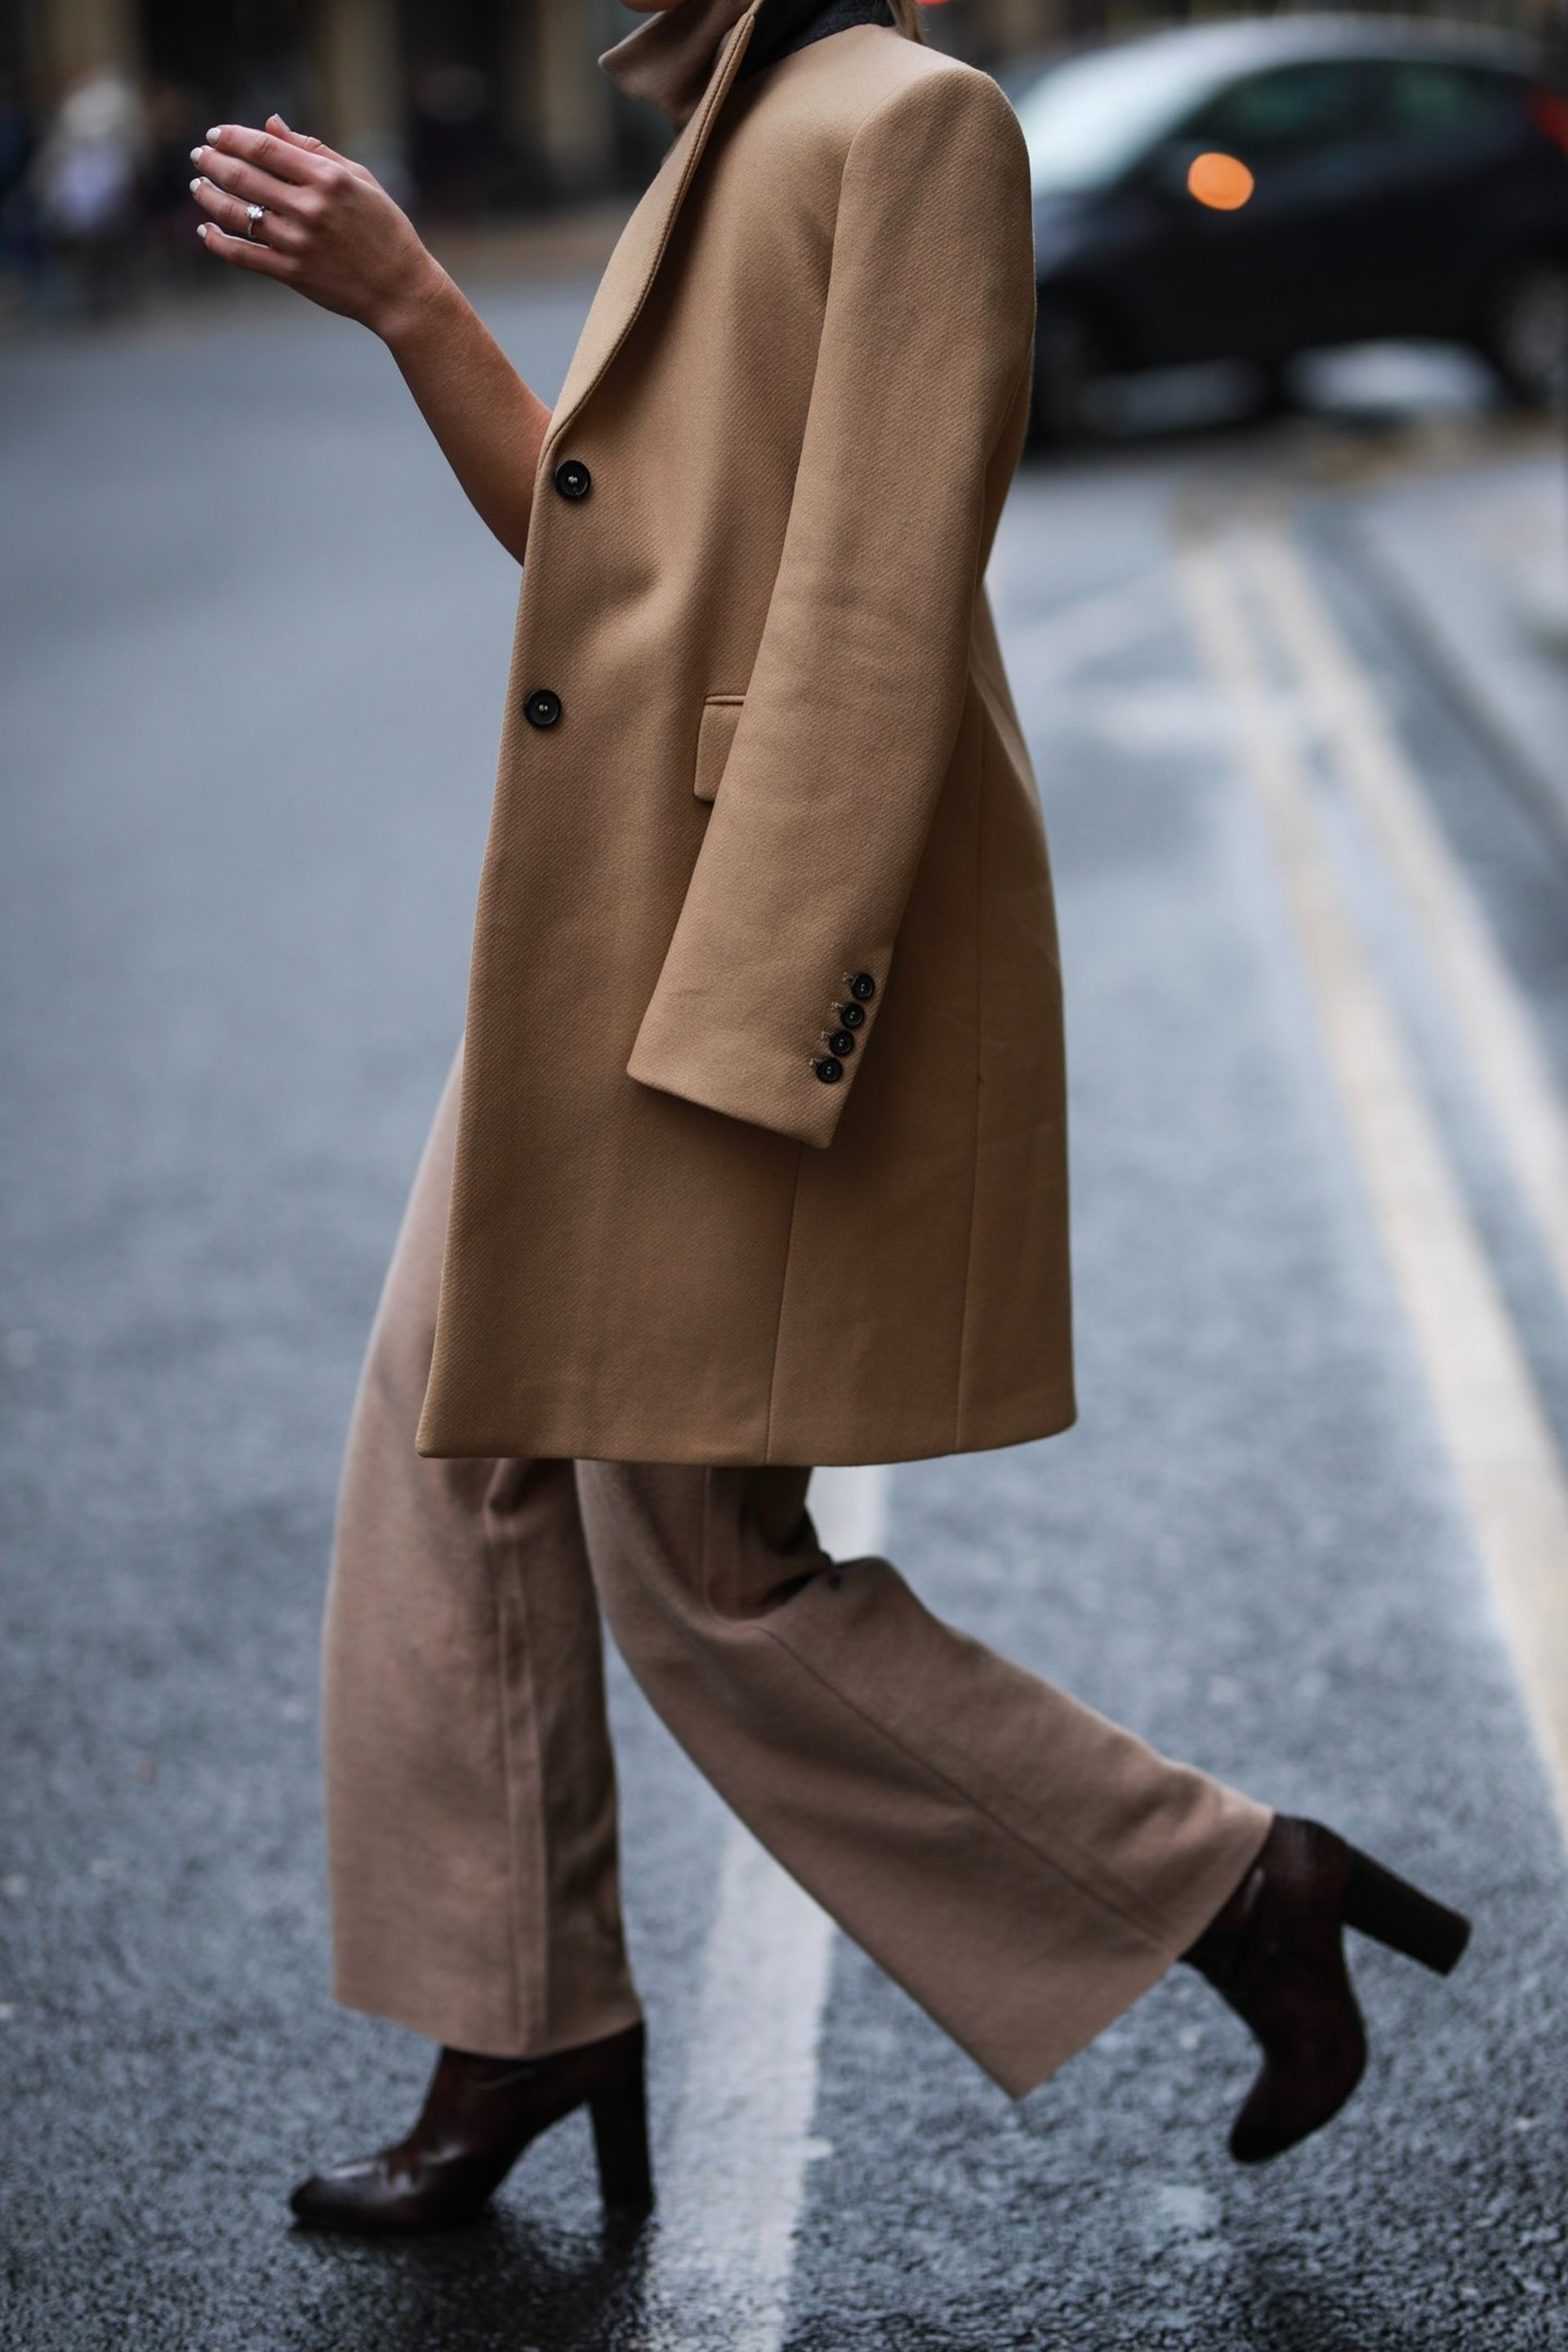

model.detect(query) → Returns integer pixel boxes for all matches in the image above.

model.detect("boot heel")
[1343,1847,1471,1976]
[590,2062,654,2220]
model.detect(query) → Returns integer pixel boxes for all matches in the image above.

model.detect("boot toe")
[290,2149,501,2234]
[290,2163,370,2230]
[289,2159,421,2233]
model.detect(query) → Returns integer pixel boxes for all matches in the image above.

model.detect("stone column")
[26,0,140,103]
[311,0,403,174]
[504,0,617,198]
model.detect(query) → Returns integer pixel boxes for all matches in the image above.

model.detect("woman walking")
[189,0,1469,2236]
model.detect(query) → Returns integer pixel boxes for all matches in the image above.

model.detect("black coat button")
[555,459,592,501]
[826,1030,855,1058]
[848,971,876,1001]
[525,688,562,729]
[835,1001,865,1031]
[813,1057,844,1085]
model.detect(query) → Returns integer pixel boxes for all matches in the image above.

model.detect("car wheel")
[1030,305,1110,446]
[1483,256,1568,409]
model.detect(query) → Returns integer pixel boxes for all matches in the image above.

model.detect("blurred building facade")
[4,0,1563,216]
[10,0,639,207]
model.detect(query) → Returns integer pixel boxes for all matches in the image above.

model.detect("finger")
[191,140,316,220]
[201,121,332,188]
[265,115,339,163]
[265,114,376,187]
[190,175,301,250]
[195,219,298,283]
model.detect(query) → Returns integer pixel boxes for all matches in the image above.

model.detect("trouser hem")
[996,1797,1275,2100]
[332,1980,647,2064]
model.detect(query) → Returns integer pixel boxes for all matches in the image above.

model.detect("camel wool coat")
[416,7,1073,1468]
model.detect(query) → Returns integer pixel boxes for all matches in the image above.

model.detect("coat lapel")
[546,2,764,456]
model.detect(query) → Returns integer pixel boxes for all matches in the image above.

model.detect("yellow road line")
[1242,519,1568,1320]
[1176,523,1568,1830]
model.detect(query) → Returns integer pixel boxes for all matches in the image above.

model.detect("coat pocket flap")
[693,696,745,803]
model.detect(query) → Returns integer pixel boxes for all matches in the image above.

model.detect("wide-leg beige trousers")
[323,1062,1272,2099]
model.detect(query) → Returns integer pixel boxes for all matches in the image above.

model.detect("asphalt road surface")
[4,278,1568,2350]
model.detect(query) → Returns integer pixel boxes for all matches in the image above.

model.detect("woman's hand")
[190,115,442,342]
[191,113,552,565]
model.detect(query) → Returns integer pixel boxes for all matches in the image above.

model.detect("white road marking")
[1242,521,1568,1319]
[1178,524,1568,1829]
[644,1465,891,2350]
[810,1462,893,1567]
[1031,676,1307,756]
[1008,570,1173,679]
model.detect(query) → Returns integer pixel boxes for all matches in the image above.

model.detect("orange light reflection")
[1187,151,1255,212]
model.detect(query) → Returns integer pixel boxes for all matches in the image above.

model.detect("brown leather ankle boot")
[289,2019,653,2234]
[1183,1815,1470,2163]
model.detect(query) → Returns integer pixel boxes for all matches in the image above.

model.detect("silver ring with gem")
[244,203,265,240]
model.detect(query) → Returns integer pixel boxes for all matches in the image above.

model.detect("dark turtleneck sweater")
[599,0,900,133]
[737,0,895,83]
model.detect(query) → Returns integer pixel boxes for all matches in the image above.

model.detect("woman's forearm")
[379,268,552,568]
[191,117,550,567]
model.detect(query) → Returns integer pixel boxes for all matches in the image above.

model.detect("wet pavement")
[2,286,1567,2348]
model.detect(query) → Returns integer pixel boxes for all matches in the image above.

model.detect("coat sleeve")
[627,64,1036,1148]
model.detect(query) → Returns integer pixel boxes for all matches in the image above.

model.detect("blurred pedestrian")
[31,66,145,317]
[189,0,1472,2243]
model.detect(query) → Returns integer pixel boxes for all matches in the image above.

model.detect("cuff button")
[826,1030,855,1057]
[835,1001,865,1030]
[848,971,876,1002]
[813,1056,844,1085]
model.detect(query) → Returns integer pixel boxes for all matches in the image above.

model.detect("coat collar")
[599,0,756,131]
[546,2,764,460]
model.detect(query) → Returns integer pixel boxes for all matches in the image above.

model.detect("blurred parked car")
[1008,16,1568,439]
